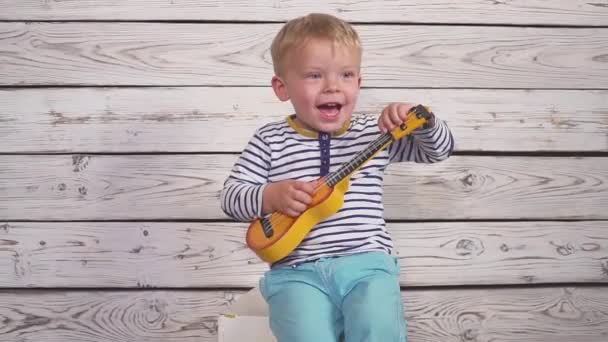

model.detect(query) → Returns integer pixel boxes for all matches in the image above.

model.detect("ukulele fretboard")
[326,132,394,187]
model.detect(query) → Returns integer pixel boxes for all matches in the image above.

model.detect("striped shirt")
[221,114,454,266]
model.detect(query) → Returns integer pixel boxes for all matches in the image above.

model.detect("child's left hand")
[378,102,416,133]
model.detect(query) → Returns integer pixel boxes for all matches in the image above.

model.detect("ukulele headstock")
[390,105,433,140]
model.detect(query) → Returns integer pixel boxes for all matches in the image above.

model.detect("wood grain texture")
[1,287,607,342]
[0,221,606,288]
[2,0,608,25]
[1,1,606,341]
[402,286,608,342]
[1,23,607,88]
[1,155,606,221]
[1,87,606,153]
[0,290,230,341]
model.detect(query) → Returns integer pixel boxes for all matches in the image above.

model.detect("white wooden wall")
[1,1,608,341]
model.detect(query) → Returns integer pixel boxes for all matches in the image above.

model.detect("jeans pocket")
[259,267,288,302]
[259,275,269,301]
[390,255,402,276]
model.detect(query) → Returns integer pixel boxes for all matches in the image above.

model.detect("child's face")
[272,39,361,133]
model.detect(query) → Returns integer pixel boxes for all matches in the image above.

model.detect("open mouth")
[317,102,343,119]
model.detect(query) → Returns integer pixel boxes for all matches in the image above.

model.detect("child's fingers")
[390,103,408,124]
[379,102,418,133]
[292,189,312,206]
[390,106,403,125]
[283,206,301,217]
[397,103,414,121]
[285,189,311,216]
[378,117,387,133]
[294,180,315,195]
[286,198,308,216]
[380,106,395,132]
[309,179,321,188]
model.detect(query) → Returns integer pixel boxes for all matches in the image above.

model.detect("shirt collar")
[286,114,350,138]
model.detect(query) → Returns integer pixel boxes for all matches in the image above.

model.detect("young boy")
[220,13,454,342]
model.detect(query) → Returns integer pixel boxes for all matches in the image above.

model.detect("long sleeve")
[388,117,454,163]
[220,130,272,221]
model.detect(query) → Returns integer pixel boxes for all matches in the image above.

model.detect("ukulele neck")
[324,105,432,187]
[325,132,394,187]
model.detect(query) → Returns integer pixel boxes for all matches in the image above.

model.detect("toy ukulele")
[246,105,433,263]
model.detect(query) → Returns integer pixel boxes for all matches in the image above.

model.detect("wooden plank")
[1,287,607,342]
[0,221,606,288]
[2,0,608,26]
[1,155,606,220]
[1,87,606,153]
[0,290,229,342]
[2,23,607,88]
[402,287,608,342]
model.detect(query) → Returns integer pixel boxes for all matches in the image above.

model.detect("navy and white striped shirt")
[221,114,454,266]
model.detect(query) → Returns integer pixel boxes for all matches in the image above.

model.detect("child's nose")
[323,77,339,92]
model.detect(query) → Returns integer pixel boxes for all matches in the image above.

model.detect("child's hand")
[262,179,316,217]
[378,102,416,133]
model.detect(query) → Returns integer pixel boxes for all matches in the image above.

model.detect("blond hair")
[270,13,362,76]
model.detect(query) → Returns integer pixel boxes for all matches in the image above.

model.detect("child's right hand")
[262,180,315,217]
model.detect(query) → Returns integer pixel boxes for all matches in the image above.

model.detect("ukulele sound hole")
[261,217,274,238]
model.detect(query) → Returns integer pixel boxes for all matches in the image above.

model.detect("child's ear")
[271,76,290,102]
[357,75,362,89]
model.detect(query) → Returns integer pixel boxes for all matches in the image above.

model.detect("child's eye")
[306,73,321,79]
[342,71,355,78]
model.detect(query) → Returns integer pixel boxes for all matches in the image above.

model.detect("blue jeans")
[259,251,406,342]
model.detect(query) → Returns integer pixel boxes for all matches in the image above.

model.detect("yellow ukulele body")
[246,177,350,263]
[246,105,432,263]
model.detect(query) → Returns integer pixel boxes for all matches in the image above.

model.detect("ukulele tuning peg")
[412,104,432,119]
